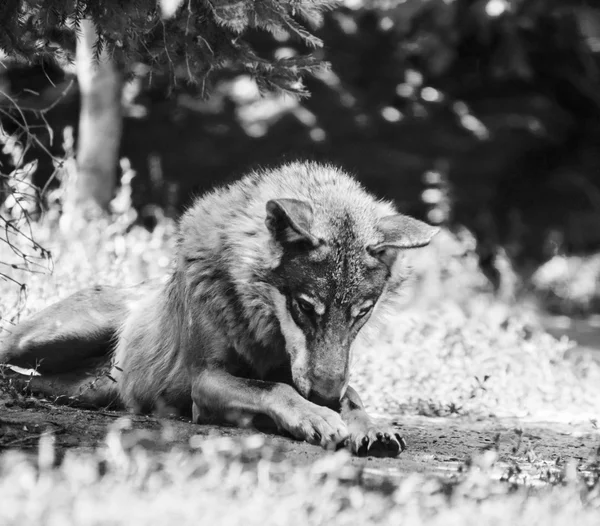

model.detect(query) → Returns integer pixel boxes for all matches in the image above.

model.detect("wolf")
[0,161,437,457]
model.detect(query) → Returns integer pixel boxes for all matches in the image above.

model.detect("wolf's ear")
[368,214,439,266]
[266,199,320,248]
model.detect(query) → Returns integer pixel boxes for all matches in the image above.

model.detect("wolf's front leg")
[341,386,406,457]
[190,370,348,449]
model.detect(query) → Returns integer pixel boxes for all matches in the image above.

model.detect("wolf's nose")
[308,390,342,411]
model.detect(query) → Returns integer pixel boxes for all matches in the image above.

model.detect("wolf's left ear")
[266,198,321,248]
[368,214,439,266]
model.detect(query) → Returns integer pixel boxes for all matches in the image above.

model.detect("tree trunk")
[72,19,122,216]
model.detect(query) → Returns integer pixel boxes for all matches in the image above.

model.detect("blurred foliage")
[0,0,337,97]
[0,424,599,526]
[0,0,335,281]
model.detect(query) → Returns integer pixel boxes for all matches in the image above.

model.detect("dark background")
[3,0,600,288]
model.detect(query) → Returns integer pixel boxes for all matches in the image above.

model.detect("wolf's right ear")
[265,199,320,248]
[368,214,439,267]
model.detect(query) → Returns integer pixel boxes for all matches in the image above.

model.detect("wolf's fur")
[1,161,437,456]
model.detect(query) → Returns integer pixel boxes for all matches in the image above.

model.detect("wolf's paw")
[348,422,406,458]
[285,404,349,450]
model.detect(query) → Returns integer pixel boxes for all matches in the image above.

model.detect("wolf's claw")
[396,433,407,451]
[350,423,405,458]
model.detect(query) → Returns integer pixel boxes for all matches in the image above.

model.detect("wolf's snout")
[308,390,342,410]
[307,374,346,410]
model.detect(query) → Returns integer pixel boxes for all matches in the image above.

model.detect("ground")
[1,394,599,525]
[1,218,600,525]
[1,395,598,479]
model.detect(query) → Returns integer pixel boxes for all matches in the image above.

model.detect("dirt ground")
[1,390,597,480]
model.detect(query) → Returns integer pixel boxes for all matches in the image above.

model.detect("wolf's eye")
[296,297,315,315]
[355,304,373,320]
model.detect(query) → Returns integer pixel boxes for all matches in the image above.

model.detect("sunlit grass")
[354,297,600,420]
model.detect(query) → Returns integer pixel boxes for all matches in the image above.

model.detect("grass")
[0,428,599,526]
[354,297,600,420]
[1,207,600,525]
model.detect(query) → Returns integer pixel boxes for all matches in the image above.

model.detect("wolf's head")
[266,191,438,408]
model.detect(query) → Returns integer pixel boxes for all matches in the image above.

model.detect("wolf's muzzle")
[308,390,342,410]
[307,374,346,410]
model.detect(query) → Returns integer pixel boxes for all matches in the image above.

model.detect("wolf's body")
[1,162,437,456]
